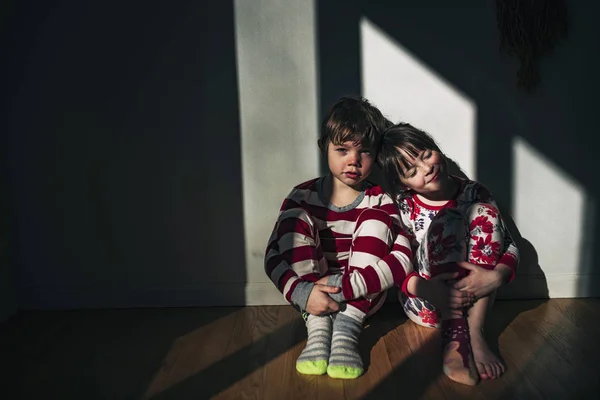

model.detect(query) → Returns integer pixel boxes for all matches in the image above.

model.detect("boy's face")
[327,140,374,190]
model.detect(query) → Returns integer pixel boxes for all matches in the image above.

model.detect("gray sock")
[327,313,364,379]
[296,314,332,375]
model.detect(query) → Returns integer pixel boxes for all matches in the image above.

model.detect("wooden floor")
[1,299,600,399]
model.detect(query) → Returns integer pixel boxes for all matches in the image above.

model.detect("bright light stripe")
[234,0,320,285]
[360,17,477,179]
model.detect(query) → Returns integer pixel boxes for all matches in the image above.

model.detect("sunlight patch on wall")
[360,17,477,179]
[513,137,585,288]
[234,0,320,292]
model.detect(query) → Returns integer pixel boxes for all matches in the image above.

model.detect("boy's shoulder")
[363,181,386,197]
[280,177,321,211]
[293,177,320,191]
[363,182,398,212]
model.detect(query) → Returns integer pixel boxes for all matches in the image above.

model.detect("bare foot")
[470,329,505,380]
[442,318,479,386]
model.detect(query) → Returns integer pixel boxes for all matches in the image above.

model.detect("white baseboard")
[18,273,600,310]
[497,273,600,299]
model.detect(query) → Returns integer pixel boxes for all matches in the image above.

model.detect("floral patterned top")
[397,176,519,281]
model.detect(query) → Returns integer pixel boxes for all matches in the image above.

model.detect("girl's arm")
[450,184,521,297]
[493,216,519,283]
[482,191,520,283]
[404,271,473,311]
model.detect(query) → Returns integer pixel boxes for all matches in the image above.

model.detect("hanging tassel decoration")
[496,0,568,90]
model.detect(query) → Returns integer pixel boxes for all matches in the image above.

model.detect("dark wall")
[1,0,246,308]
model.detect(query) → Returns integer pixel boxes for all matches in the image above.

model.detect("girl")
[377,123,519,386]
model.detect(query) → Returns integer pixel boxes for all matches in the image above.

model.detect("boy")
[264,97,413,379]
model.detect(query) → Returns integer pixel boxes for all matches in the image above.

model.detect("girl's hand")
[419,273,475,311]
[452,261,505,298]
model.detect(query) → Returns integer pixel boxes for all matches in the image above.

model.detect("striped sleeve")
[264,184,321,305]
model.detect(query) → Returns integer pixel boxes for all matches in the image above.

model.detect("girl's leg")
[420,208,479,386]
[465,296,505,380]
[465,203,506,380]
[400,293,441,329]
[328,208,393,379]
[271,208,332,375]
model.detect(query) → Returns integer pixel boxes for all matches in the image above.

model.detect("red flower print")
[470,216,494,235]
[430,222,444,237]
[418,307,439,325]
[429,234,456,263]
[471,234,500,264]
[476,203,498,219]
[413,202,422,219]
[486,208,498,219]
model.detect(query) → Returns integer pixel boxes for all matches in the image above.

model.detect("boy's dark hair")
[318,97,392,155]
[378,123,444,201]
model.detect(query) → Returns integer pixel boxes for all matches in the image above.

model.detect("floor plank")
[2,299,600,399]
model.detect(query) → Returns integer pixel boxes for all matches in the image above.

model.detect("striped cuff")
[400,271,420,298]
[326,274,345,302]
[289,280,314,310]
[497,255,517,283]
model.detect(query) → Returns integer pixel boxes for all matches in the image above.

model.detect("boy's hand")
[453,261,508,298]
[305,284,341,315]
[315,276,330,286]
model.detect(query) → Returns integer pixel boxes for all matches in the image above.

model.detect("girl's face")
[327,141,374,190]
[396,147,449,197]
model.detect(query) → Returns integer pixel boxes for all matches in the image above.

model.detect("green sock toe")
[296,360,328,375]
[326,365,364,379]
[328,314,365,380]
